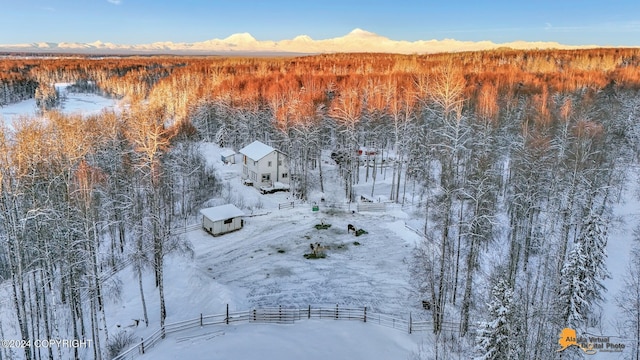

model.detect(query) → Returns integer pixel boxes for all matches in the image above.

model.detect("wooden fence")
[357,202,387,212]
[311,201,391,213]
[112,305,432,360]
[278,201,295,210]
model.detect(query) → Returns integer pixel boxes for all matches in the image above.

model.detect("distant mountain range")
[0,28,599,55]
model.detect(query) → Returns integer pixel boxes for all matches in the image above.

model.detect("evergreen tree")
[560,242,590,328]
[579,212,609,305]
[560,212,609,329]
[475,278,514,360]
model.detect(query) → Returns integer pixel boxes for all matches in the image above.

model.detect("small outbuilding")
[200,204,244,236]
[220,149,236,164]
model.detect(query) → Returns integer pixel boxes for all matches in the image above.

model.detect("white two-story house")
[239,140,289,189]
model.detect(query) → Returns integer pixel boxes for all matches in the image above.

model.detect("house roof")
[239,140,275,161]
[200,204,244,222]
[220,149,236,157]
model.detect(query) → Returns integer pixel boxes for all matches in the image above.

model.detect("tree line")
[0,107,215,359]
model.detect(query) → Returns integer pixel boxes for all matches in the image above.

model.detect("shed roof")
[200,204,244,222]
[239,140,275,161]
[220,149,236,157]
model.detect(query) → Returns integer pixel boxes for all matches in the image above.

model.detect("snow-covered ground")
[0,83,117,126]
[600,170,640,359]
[191,206,418,314]
[138,320,417,360]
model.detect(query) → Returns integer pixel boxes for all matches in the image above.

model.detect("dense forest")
[1,48,640,359]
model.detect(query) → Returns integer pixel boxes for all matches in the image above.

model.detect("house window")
[262,174,270,182]
[254,161,257,166]
[243,166,248,175]
[282,173,288,179]
[243,155,247,164]
[250,171,257,181]
[268,161,272,167]
[278,160,282,166]
[223,218,233,224]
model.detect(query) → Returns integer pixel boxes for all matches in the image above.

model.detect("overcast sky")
[1,0,639,46]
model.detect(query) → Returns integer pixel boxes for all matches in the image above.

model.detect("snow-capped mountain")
[0,28,595,55]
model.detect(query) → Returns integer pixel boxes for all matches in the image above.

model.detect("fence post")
[308,305,311,319]
[409,312,412,334]
[140,338,145,354]
[335,304,339,319]
[279,305,282,322]
[364,307,367,323]
[226,304,229,324]
[200,313,203,327]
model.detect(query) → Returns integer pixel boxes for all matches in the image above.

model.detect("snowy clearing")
[0,83,117,126]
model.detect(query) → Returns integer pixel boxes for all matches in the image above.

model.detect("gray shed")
[220,149,236,164]
[200,204,244,236]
